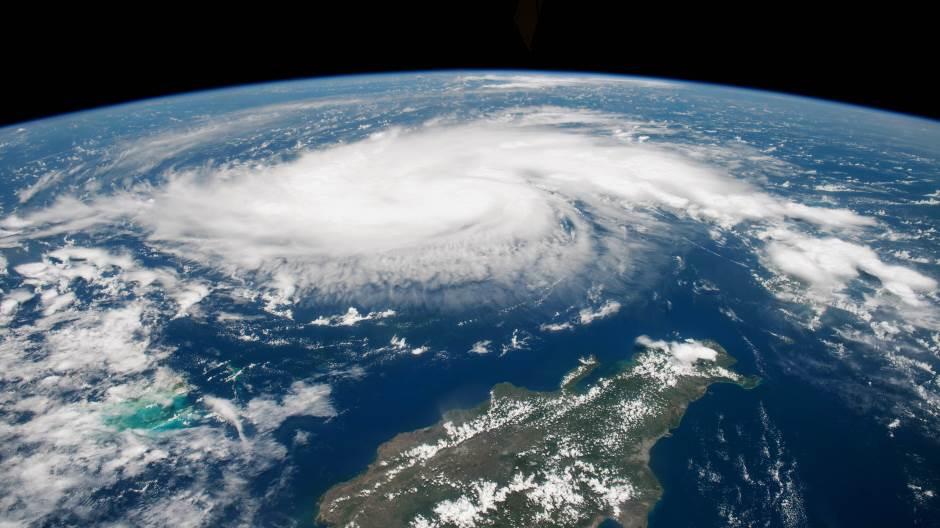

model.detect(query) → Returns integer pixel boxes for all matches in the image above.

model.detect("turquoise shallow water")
[105,393,198,432]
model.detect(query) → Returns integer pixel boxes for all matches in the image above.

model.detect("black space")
[2,3,936,127]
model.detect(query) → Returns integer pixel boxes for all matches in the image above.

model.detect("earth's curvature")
[1,71,939,527]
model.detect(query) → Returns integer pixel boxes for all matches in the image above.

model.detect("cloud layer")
[0,109,877,312]
[0,247,335,525]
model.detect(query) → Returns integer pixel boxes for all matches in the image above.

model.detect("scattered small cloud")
[310,307,396,327]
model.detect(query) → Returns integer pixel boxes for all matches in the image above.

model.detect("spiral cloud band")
[1,107,918,315]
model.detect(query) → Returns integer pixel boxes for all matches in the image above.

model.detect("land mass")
[318,336,758,527]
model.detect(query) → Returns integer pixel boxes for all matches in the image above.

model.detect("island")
[318,336,759,527]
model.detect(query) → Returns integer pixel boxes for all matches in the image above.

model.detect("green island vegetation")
[318,337,758,528]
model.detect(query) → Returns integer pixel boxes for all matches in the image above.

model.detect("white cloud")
[102,97,363,175]
[539,321,574,332]
[16,169,64,204]
[1,110,874,311]
[814,183,852,192]
[469,340,492,354]
[245,381,336,433]
[892,250,932,264]
[458,74,676,91]
[171,283,210,318]
[388,335,431,356]
[204,395,248,443]
[9,246,209,320]
[540,299,622,333]
[309,306,396,326]
[635,335,718,366]
[760,228,937,312]
[0,288,34,325]
[501,329,530,354]
[44,303,152,374]
[578,300,622,325]
[410,346,431,356]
